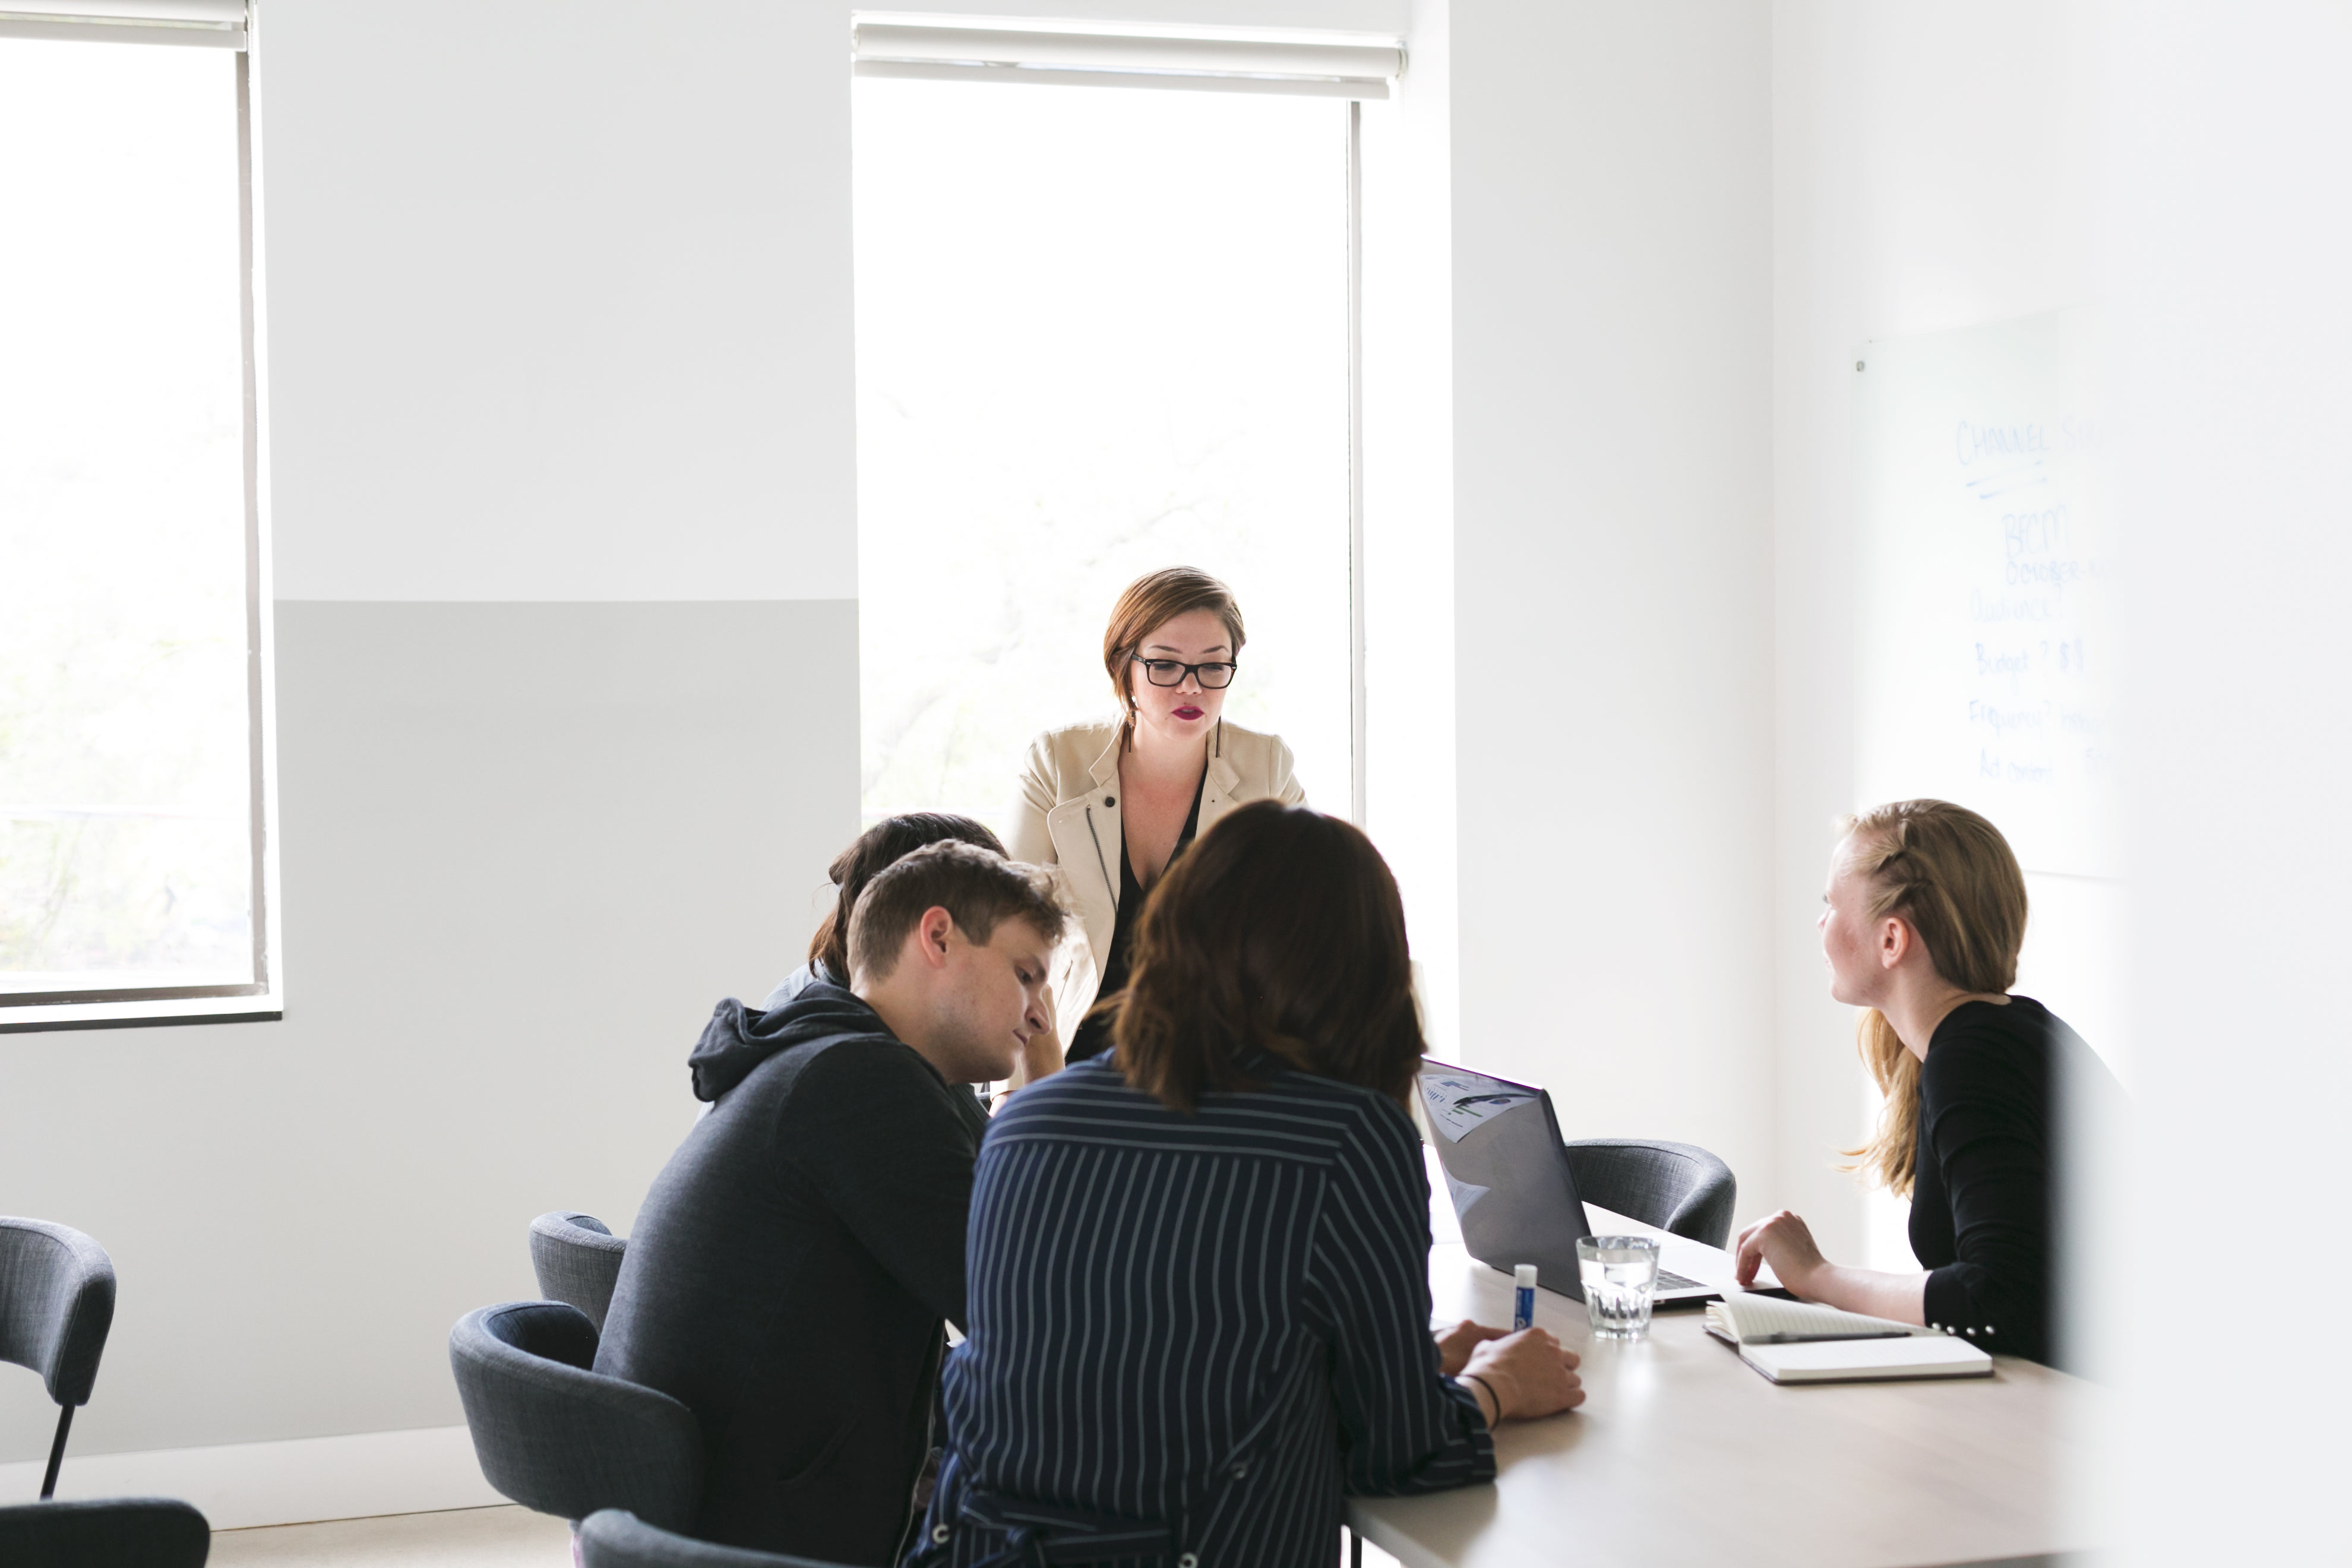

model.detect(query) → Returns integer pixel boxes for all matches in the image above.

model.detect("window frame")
[1,34,280,1033]
[848,19,1389,821]
[849,61,1376,828]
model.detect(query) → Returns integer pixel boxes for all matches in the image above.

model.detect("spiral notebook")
[1705,1294,1994,1384]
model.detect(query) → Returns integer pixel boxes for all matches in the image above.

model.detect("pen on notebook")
[1513,1263,1537,1331]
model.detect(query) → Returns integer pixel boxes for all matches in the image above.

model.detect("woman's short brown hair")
[807,814,1007,983]
[1101,567,1247,736]
[1112,801,1424,1112]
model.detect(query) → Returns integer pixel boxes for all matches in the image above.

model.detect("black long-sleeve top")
[913,1052,1494,1568]
[1909,994,2118,1371]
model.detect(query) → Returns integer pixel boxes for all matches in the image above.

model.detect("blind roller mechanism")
[852,18,1402,99]
[0,0,245,47]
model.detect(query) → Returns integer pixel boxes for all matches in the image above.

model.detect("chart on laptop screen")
[1420,1068,1537,1143]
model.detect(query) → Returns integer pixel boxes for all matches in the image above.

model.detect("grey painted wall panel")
[0,600,857,1458]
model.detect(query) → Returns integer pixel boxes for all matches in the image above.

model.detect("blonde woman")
[1009,567,1304,1064]
[1734,800,2119,1369]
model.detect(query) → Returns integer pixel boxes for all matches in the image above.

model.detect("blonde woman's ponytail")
[1833,799,2028,1197]
[1845,1009,1924,1197]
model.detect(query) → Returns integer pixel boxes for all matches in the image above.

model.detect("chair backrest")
[1560,1140,1738,1250]
[529,1212,627,1333]
[449,1301,702,1530]
[0,1219,117,1407]
[0,1497,210,1568]
[578,1509,851,1568]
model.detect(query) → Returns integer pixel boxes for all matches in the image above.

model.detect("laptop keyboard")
[1658,1269,1702,1290]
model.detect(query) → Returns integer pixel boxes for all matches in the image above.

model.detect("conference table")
[1346,1162,2102,1568]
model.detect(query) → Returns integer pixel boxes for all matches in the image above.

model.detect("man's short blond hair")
[846,840,1067,981]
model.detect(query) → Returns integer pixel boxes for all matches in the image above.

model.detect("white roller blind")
[852,17,1402,99]
[0,0,244,48]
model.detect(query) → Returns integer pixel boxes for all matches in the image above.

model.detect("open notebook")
[1705,1294,1994,1384]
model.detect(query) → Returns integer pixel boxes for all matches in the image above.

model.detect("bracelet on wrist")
[1460,1371,1502,1424]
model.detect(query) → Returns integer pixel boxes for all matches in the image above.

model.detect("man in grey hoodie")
[596,842,1066,1564]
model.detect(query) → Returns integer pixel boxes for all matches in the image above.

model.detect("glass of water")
[1576,1235,1661,1339]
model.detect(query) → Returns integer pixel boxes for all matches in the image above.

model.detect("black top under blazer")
[911,1052,1495,1568]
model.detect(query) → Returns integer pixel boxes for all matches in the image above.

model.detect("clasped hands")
[1434,1319,1584,1424]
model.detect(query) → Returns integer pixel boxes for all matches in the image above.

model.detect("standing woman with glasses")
[1009,567,1304,1067]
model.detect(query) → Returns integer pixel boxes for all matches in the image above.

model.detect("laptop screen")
[1418,1059,1594,1298]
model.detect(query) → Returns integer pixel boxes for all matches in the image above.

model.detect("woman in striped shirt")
[912,802,1582,1568]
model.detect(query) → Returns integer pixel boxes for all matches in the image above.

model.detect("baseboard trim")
[0,1424,505,1529]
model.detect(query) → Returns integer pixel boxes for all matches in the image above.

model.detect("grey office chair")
[449,1300,702,1531]
[1561,1140,1738,1249]
[580,1509,852,1568]
[529,1212,628,1333]
[0,1218,118,1499]
[0,1497,209,1568]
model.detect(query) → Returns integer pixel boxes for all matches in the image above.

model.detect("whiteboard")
[1852,311,2118,879]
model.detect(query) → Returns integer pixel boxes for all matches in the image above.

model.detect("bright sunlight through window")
[852,78,1352,837]
[0,37,261,1007]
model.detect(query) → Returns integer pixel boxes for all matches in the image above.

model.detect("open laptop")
[1418,1058,1733,1306]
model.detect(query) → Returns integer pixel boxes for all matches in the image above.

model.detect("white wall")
[1770,0,2105,1264]
[1776,9,2352,1556]
[1360,0,1460,1051]
[36,5,2345,1556]
[1,0,1443,1506]
[0,0,861,1477]
[2106,8,2352,1560]
[1448,2,1776,1196]
[261,0,859,603]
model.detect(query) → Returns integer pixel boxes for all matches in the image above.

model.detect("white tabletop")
[1349,1182,2101,1568]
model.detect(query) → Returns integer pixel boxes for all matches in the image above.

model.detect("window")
[0,9,272,1028]
[851,61,1363,836]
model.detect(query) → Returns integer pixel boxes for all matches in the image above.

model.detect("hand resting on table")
[1437,1320,1583,1425]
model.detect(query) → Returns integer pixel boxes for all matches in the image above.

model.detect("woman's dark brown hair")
[1112,801,1425,1112]
[1101,567,1247,750]
[808,814,1006,983]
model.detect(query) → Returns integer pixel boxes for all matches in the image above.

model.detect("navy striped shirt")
[911,1053,1494,1568]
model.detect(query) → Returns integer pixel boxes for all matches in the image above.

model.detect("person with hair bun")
[600,842,1068,1562]
[681,814,1061,1127]
[913,802,1581,1568]
[1734,799,2122,1370]
[1009,566,1305,1066]
[723,814,1062,1118]
[758,813,1012,1013]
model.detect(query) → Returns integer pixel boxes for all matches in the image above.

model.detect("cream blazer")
[1009,717,1305,1043]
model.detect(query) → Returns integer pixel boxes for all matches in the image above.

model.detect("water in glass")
[1576,1236,1660,1339]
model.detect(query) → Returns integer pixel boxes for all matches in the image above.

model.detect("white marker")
[1513,1263,1538,1331]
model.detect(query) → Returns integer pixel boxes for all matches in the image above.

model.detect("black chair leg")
[40,1404,74,1500]
[1349,1525,1364,1568]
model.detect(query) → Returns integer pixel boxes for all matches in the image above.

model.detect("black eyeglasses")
[1133,656,1238,689]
